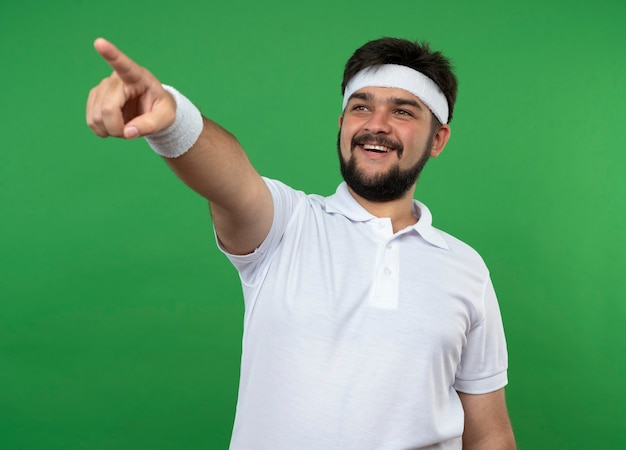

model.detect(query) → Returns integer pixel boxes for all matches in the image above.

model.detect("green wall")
[1,0,625,448]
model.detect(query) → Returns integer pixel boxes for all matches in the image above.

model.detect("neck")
[347,185,418,233]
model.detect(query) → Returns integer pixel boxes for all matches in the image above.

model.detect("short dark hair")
[341,37,458,124]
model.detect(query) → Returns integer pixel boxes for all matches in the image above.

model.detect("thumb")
[123,92,176,139]
[123,124,141,139]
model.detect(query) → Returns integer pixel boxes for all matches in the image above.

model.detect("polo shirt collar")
[325,183,450,250]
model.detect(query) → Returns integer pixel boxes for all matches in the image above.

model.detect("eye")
[352,104,369,112]
[394,109,413,117]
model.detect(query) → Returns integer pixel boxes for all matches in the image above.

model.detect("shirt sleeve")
[214,177,306,286]
[454,277,509,394]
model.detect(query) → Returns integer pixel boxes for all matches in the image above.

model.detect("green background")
[1,0,625,448]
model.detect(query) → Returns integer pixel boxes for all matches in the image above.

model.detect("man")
[87,37,516,449]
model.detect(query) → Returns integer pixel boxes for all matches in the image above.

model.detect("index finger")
[94,37,143,84]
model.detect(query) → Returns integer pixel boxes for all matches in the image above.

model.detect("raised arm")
[86,38,273,255]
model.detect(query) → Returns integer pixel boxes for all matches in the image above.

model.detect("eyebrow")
[347,91,424,110]
[390,97,423,110]
[348,92,373,102]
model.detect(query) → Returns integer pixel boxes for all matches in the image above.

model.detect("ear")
[429,124,451,158]
[338,115,343,128]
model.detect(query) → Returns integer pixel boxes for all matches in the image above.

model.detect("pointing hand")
[86,38,175,139]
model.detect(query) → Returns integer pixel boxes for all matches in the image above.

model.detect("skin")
[338,87,449,232]
[339,88,516,449]
[458,390,517,449]
[87,38,273,256]
[86,38,516,449]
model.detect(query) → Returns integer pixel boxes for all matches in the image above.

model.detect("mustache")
[351,133,404,156]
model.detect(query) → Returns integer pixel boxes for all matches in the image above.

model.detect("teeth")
[363,144,391,152]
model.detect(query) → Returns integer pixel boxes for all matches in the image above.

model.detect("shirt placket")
[368,219,400,310]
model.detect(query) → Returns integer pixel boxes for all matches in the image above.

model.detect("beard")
[337,130,433,202]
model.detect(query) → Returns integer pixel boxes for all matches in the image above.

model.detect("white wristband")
[145,85,203,158]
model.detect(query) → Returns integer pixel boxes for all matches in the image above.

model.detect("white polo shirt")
[219,178,508,450]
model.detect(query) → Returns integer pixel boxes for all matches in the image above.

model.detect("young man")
[87,37,516,449]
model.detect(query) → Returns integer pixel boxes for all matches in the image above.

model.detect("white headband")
[342,64,449,124]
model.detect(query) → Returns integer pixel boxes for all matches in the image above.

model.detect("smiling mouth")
[363,144,393,153]
[352,133,403,156]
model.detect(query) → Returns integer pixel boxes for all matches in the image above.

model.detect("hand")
[86,38,176,139]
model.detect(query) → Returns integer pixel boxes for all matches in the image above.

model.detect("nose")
[364,110,391,134]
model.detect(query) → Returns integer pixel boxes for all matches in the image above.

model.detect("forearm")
[153,108,272,257]
[161,115,273,254]
[85,39,272,255]
[162,116,264,206]
[141,86,263,207]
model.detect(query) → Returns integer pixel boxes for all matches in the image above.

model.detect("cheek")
[405,132,431,153]
[338,128,352,153]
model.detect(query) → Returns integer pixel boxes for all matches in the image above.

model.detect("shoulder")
[439,228,486,264]
[414,200,489,272]
[263,177,325,203]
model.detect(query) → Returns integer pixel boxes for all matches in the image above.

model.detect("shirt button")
[386,243,392,249]
[384,268,392,275]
